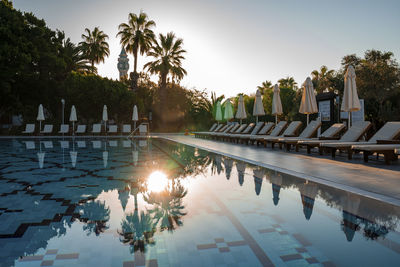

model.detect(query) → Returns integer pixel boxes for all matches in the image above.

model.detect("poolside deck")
[161,135,400,206]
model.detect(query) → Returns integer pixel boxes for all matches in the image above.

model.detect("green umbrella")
[215,101,222,123]
[224,100,234,121]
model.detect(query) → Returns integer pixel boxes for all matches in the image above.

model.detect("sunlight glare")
[147,171,168,192]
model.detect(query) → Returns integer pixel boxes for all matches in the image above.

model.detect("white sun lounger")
[122,124,131,134]
[58,124,69,134]
[76,125,86,134]
[40,124,53,134]
[108,125,118,134]
[22,124,35,134]
[92,124,102,134]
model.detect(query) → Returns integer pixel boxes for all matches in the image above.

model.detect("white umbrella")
[132,105,138,130]
[69,105,77,135]
[215,101,222,123]
[272,84,283,125]
[299,77,318,125]
[253,90,265,123]
[341,65,361,127]
[102,105,108,133]
[236,95,247,124]
[37,104,45,132]
[224,100,234,121]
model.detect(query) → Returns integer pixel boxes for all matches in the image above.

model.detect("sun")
[147,171,169,192]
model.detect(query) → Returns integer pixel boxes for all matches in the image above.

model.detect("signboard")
[318,100,331,121]
[340,99,364,122]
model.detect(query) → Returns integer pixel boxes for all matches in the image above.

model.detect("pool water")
[0,138,399,267]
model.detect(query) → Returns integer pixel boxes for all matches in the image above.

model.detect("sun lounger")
[235,122,265,143]
[194,123,217,137]
[58,124,69,134]
[212,124,238,139]
[262,121,302,147]
[252,121,288,145]
[91,124,102,134]
[321,121,400,159]
[291,123,346,151]
[215,124,245,140]
[76,125,86,134]
[122,124,132,134]
[200,124,226,138]
[298,121,372,155]
[40,124,53,134]
[273,120,322,150]
[244,122,275,144]
[351,144,400,164]
[22,124,35,134]
[108,125,118,134]
[225,123,256,142]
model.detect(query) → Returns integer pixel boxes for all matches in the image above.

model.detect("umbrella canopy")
[236,95,247,123]
[272,84,283,125]
[224,100,234,121]
[215,101,222,122]
[299,77,318,124]
[236,161,246,186]
[253,168,265,196]
[37,104,45,121]
[299,182,318,220]
[223,158,233,180]
[341,65,361,112]
[270,171,282,206]
[253,90,265,123]
[69,105,77,122]
[132,105,138,121]
[102,105,108,121]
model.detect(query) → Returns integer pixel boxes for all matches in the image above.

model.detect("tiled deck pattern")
[161,135,400,205]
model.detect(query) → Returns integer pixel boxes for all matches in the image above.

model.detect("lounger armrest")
[376,140,400,144]
[318,136,340,140]
[284,134,296,137]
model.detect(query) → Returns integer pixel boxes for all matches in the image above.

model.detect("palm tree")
[311,65,334,93]
[62,38,93,74]
[257,80,273,94]
[79,27,110,72]
[144,32,187,90]
[117,12,156,81]
[278,77,297,90]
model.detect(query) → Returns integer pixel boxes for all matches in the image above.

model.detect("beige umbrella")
[272,84,283,125]
[253,90,265,123]
[102,105,108,132]
[70,105,77,135]
[37,104,45,132]
[299,77,318,125]
[341,65,361,127]
[132,105,138,130]
[235,94,247,124]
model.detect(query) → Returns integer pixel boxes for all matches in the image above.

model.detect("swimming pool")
[0,138,399,266]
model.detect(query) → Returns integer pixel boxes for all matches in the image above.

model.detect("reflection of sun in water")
[147,171,168,192]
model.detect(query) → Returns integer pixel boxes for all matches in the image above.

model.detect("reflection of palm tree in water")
[144,180,187,232]
[119,209,156,253]
[78,200,111,236]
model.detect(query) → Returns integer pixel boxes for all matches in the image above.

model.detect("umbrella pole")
[275,115,277,125]
[39,121,41,135]
[307,114,309,125]
[256,116,258,124]
[240,119,242,125]
[72,121,75,136]
[348,112,351,127]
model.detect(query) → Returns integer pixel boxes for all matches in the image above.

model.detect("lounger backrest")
[320,123,345,138]
[76,125,86,133]
[42,124,53,133]
[270,121,287,136]
[299,120,321,138]
[139,124,147,135]
[340,121,371,142]
[241,123,255,134]
[234,124,247,133]
[108,125,118,133]
[217,124,228,132]
[24,124,35,133]
[368,122,400,143]
[228,124,240,133]
[59,124,69,133]
[282,121,302,136]
[250,122,265,135]
[222,124,235,133]
[123,124,131,133]
[258,122,274,135]
[92,124,101,133]
[209,123,218,132]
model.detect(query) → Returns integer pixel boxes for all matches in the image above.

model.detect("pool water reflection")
[0,138,399,266]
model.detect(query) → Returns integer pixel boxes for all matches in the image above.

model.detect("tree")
[278,77,297,90]
[144,32,187,90]
[311,65,334,93]
[257,80,273,94]
[117,11,156,88]
[62,38,93,74]
[79,27,110,72]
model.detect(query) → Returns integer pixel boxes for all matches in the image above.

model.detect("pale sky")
[13,0,400,97]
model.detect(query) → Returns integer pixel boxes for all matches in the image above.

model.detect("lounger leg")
[295,144,299,152]
[263,141,267,148]
[286,144,291,151]
[363,151,370,162]
[384,152,391,165]
[331,148,336,159]
[318,146,323,155]
[307,145,311,154]
[271,142,275,149]
[347,148,352,160]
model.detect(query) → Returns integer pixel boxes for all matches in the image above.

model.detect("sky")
[13,0,400,97]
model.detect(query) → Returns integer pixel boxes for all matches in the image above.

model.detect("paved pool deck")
[160,135,400,207]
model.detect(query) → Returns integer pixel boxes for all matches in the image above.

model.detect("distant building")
[117,48,129,80]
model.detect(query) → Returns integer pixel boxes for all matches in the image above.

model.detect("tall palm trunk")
[131,49,139,89]
[133,49,138,73]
